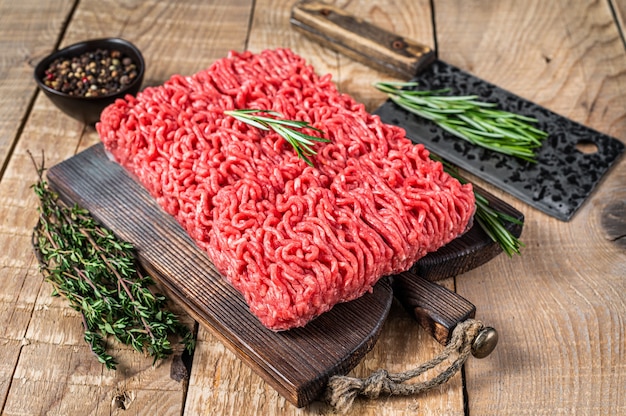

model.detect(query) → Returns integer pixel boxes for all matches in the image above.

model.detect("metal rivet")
[471,327,498,358]
[391,39,406,50]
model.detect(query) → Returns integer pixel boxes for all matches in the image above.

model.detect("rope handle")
[324,319,487,413]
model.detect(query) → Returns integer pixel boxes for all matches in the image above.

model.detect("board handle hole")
[575,140,599,155]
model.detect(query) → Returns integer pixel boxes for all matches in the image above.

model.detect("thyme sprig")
[225,109,330,166]
[431,155,524,256]
[30,152,195,369]
[375,81,548,163]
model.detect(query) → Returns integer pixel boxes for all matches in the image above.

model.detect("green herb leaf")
[375,81,548,163]
[225,109,330,167]
[430,154,524,256]
[29,151,195,370]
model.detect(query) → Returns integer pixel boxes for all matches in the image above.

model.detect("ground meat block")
[97,48,475,330]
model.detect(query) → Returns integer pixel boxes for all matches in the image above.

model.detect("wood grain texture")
[612,0,626,172]
[247,0,436,110]
[186,287,465,416]
[1,88,193,416]
[291,0,437,79]
[614,0,626,34]
[393,273,475,345]
[63,0,254,85]
[433,0,626,139]
[0,96,88,415]
[0,0,76,171]
[433,0,626,414]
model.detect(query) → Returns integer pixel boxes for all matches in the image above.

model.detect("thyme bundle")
[375,81,548,163]
[225,109,330,166]
[30,153,194,369]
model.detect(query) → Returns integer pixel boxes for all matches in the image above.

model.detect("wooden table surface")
[2,0,625,414]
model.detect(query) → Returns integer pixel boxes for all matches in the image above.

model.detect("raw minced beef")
[97,48,475,330]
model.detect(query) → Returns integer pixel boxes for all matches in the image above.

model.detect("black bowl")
[34,38,145,125]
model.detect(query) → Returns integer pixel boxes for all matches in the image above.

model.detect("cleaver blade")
[291,0,625,221]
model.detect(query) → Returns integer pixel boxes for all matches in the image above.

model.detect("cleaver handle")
[393,271,498,358]
[291,0,437,79]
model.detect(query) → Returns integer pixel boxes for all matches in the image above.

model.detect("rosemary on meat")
[225,109,522,254]
[375,81,548,163]
[432,155,524,256]
[30,152,195,369]
[225,109,330,166]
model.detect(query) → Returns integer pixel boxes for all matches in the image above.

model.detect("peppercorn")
[42,48,138,97]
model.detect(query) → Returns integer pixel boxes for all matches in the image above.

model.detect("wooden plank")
[0,340,22,405]
[433,0,626,136]
[1,0,254,414]
[0,11,77,410]
[62,0,254,83]
[183,0,467,414]
[290,0,437,80]
[0,0,76,170]
[4,341,186,416]
[433,0,626,414]
[0,91,86,415]
[611,0,626,41]
[186,285,464,416]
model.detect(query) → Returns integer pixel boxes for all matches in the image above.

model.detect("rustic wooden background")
[1,0,625,414]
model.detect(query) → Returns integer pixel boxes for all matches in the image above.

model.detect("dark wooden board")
[47,143,523,407]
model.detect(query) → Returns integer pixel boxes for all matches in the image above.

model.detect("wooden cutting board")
[47,143,522,407]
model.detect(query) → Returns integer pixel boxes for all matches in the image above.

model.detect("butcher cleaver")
[291,0,625,221]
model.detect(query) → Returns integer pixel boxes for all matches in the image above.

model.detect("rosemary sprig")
[431,154,524,256]
[29,152,195,369]
[473,192,524,257]
[224,109,522,254]
[225,109,330,166]
[375,81,548,163]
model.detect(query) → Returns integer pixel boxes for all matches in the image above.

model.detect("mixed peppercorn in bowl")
[34,38,144,125]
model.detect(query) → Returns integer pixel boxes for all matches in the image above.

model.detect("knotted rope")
[325,319,484,413]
